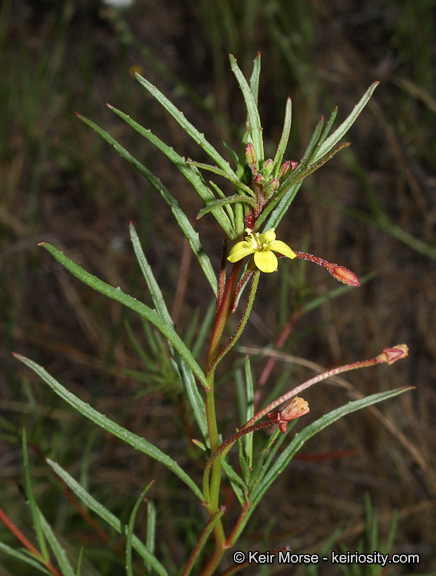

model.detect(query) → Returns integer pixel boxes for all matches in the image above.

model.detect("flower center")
[246,228,270,252]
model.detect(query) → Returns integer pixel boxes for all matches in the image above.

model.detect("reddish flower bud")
[326,263,360,287]
[245,210,256,229]
[376,344,409,365]
[262,158,274,178]
[267,396,310,433]
[270,177,279,192]
[279,160,299,180]
[245,142,257,172]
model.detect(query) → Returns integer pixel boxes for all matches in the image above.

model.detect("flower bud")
[376,344,409,365]
[326,263,360,287]
[245,142,257,172]
[271,177,279,192]
[279,160,299,180]
[267,396,310,433]
[262,158,274,178]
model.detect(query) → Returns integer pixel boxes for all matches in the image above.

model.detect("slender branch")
[242,346,408,430]
[207,260,243,373]
[0,506,62,576]
[217,235,229,309]
[207,271,260,380]
[225,502,252,549]
[181,507,226,576]
[203,420,274,502]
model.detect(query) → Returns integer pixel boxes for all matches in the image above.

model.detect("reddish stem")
[0,506,61,576]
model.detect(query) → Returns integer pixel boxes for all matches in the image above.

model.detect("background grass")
[1,0,436,574]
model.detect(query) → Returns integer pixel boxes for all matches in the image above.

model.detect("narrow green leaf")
[129,223,208,441]
[38,511,75,576]
[0,543,52,575]
[221,459,246,507]
[16,355,203,501]
[191,298,215,359]
[222,140,239,167]
[239,387,413,540]
[46,459,168,576]
[230,54,264,163]
[208,181,236,229]
[106,105,234,240]
[244,357,254,468]
[249,52,262,106]
[22,430,49,562]
[38,242,208,388]
[177,359,209,444]
[77,112,225,284]
[127,483,154,576]
[197,195,257,220]
[145,500,156,573]
[129,223,174,325]
[313,82,379,162]
[259,387,413,501]
[261,181,303,232]
[317,106,338,148]
[133,72,237,178]
[272,98,292,177]
[187,159,256,198]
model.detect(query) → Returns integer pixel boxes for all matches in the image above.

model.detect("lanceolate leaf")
[133,72,237,178]
[129,223,208,441]
[186,159,256,198]
[77,112,226,281]
[106,104,235,240]
[249,52,262,106]
[229,386,413,543]
[260,181,303,232]
[197,195,257,220]
[272,98,292,177]
[38,511,75,576]
[230,54,264,164]
[313,82,379,162]
[16,355,203,501]
[46,460,168,576]
[38,242,208,389]
[0,543,52,575]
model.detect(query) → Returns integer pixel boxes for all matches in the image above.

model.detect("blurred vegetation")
[1,0,435,574]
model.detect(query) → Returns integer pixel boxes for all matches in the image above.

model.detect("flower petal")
[254,250,278,273]
[263,229,276,243]
[270,240,296,259]
[227,240,256,263]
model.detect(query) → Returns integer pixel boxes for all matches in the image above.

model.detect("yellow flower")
[227,228,296,273]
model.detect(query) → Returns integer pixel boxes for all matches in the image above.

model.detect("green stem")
[201,266,261,574]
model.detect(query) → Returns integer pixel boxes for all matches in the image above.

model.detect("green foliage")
[4,45,414,576]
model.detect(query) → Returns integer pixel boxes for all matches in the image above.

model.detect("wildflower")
[267,397,310,433]
[227,228,296,273]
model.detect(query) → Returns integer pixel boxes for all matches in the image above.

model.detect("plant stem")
[181,507,226,576]
[242,355,381,430]
[207,261,243,373]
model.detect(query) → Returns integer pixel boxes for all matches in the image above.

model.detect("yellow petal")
[254,250,278,273]
[270,240,296,259]
[263,229,276,243]
[227,240,256,263]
